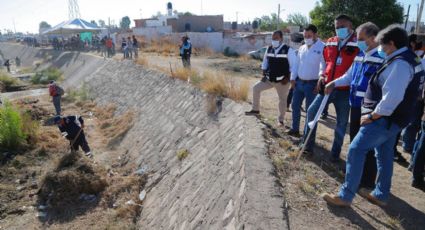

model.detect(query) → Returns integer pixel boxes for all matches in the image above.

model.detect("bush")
[31,67,63,84]
[223,47,240,57]
[63,83,90,102]
[200,71,249,101]
[0,102,26,149]
[0,72,19,87]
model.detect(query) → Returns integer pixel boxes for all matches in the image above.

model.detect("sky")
[0,0,423,34]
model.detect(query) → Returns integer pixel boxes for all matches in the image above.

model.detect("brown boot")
[358,188,387,207]
[322,193,351,207]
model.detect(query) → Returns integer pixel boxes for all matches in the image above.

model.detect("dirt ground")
[140,51,425,229]
[0,95,147,230]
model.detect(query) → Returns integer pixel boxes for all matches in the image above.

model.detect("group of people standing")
[246,14,425,207]
[121,35,139,59]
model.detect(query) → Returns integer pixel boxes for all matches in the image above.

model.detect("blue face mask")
[357,41,368,52]
[336,27,349,39]
[377,45,387,59]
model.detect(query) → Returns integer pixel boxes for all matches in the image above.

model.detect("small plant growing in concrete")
[176,149,189,161]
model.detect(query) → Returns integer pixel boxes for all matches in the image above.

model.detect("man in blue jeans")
[301,15,359,161]
[323,25,425,207]
[411,97,425,190]
[288,24,325,137]
[325,22,383,189]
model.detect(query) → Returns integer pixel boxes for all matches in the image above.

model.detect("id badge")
[336,57,342,65]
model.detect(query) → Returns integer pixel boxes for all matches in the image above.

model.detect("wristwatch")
[367,114,375,121]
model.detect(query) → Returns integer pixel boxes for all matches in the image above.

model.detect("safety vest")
[349,49,384,108]
[362,49,425,128]
[265,45,290,82]
[323,35,359,90]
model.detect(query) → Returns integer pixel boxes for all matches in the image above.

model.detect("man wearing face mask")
[323,25,425,207]
[287,24,325,137]
[246,30,297,126]
[302,15,359,160]
[325,22,382,190]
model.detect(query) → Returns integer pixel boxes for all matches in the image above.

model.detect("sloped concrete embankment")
[0,43,287,229]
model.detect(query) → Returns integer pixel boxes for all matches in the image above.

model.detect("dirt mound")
[38,153,107,209]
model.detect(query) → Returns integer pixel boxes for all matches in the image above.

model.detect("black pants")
[182,56,191,68]
[287,88,293,109]
[350,107,377,189]
[70,132,91,153]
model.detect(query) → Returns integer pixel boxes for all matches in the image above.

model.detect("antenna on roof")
[68,0,81,19]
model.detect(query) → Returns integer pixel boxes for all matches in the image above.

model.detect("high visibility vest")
[265,45,290,82]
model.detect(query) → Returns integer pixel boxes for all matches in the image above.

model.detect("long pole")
[405,5,411,30]
[277,4,281,30]
[416,0,424,33]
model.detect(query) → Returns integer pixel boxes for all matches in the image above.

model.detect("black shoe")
[286,130,301,137]
[303,149,314,156]
[320,113,328,120]
[245,110,260,116]
[412,180,425,191]
[394,152,407,163]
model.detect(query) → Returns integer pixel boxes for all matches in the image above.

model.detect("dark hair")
[335,14,352,23]
[304,24,318,33]
[356,22,379,37]
[408,34,417,43]
[273,30,283,38]
[376,24,408,49]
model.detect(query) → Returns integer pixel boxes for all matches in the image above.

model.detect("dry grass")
[171,68,199,82]
[200,71,249,101]
[279,139,292,150]
[39,152,108,208]
[96,104,135,148]
[142,37,177,55]
[134,57,149,67]
[238,55,252,62]
[177,149,189,160]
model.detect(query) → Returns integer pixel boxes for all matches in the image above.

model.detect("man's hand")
[324,82,335,95]
[316,75,326,93]
[290,80,296,89]
[360,115,373,126]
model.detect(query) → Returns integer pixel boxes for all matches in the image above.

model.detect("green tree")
[287,13,309,29]
[310,0,404,38]
[120,16,131,29]
[255,13,288,31]
[39,21,51,31]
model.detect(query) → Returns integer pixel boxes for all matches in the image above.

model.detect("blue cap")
[53,115,62,124]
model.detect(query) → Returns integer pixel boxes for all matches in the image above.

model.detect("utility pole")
[12,19,16,34]
[416,0,424,33]
[277,4,281,30]
[405,5,411,30]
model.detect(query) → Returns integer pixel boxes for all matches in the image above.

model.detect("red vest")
[323,34,359,90]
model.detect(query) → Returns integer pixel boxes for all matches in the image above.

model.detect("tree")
[39,21,51,31]
[178,12,196,17]
[120,16,131,29]
[255,13,288,31]
[90,20,98,26]
[98,20,106,28]
[310,0,404,38]
[287,13,309,29]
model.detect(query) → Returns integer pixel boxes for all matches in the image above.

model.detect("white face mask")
[305,38,314,46]
[271,40,281,48]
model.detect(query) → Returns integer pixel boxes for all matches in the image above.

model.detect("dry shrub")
[39,153,107,208]
[193,47,216,57]
[37,128,66,152]
[103,175,145,208]
[238,55,251,62]
[171,68,199,82]
[200,71,249,101]
[142,37,177,55]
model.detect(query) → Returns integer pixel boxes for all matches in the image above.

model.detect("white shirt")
[262,43,297,80]
[291,39,325,81]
